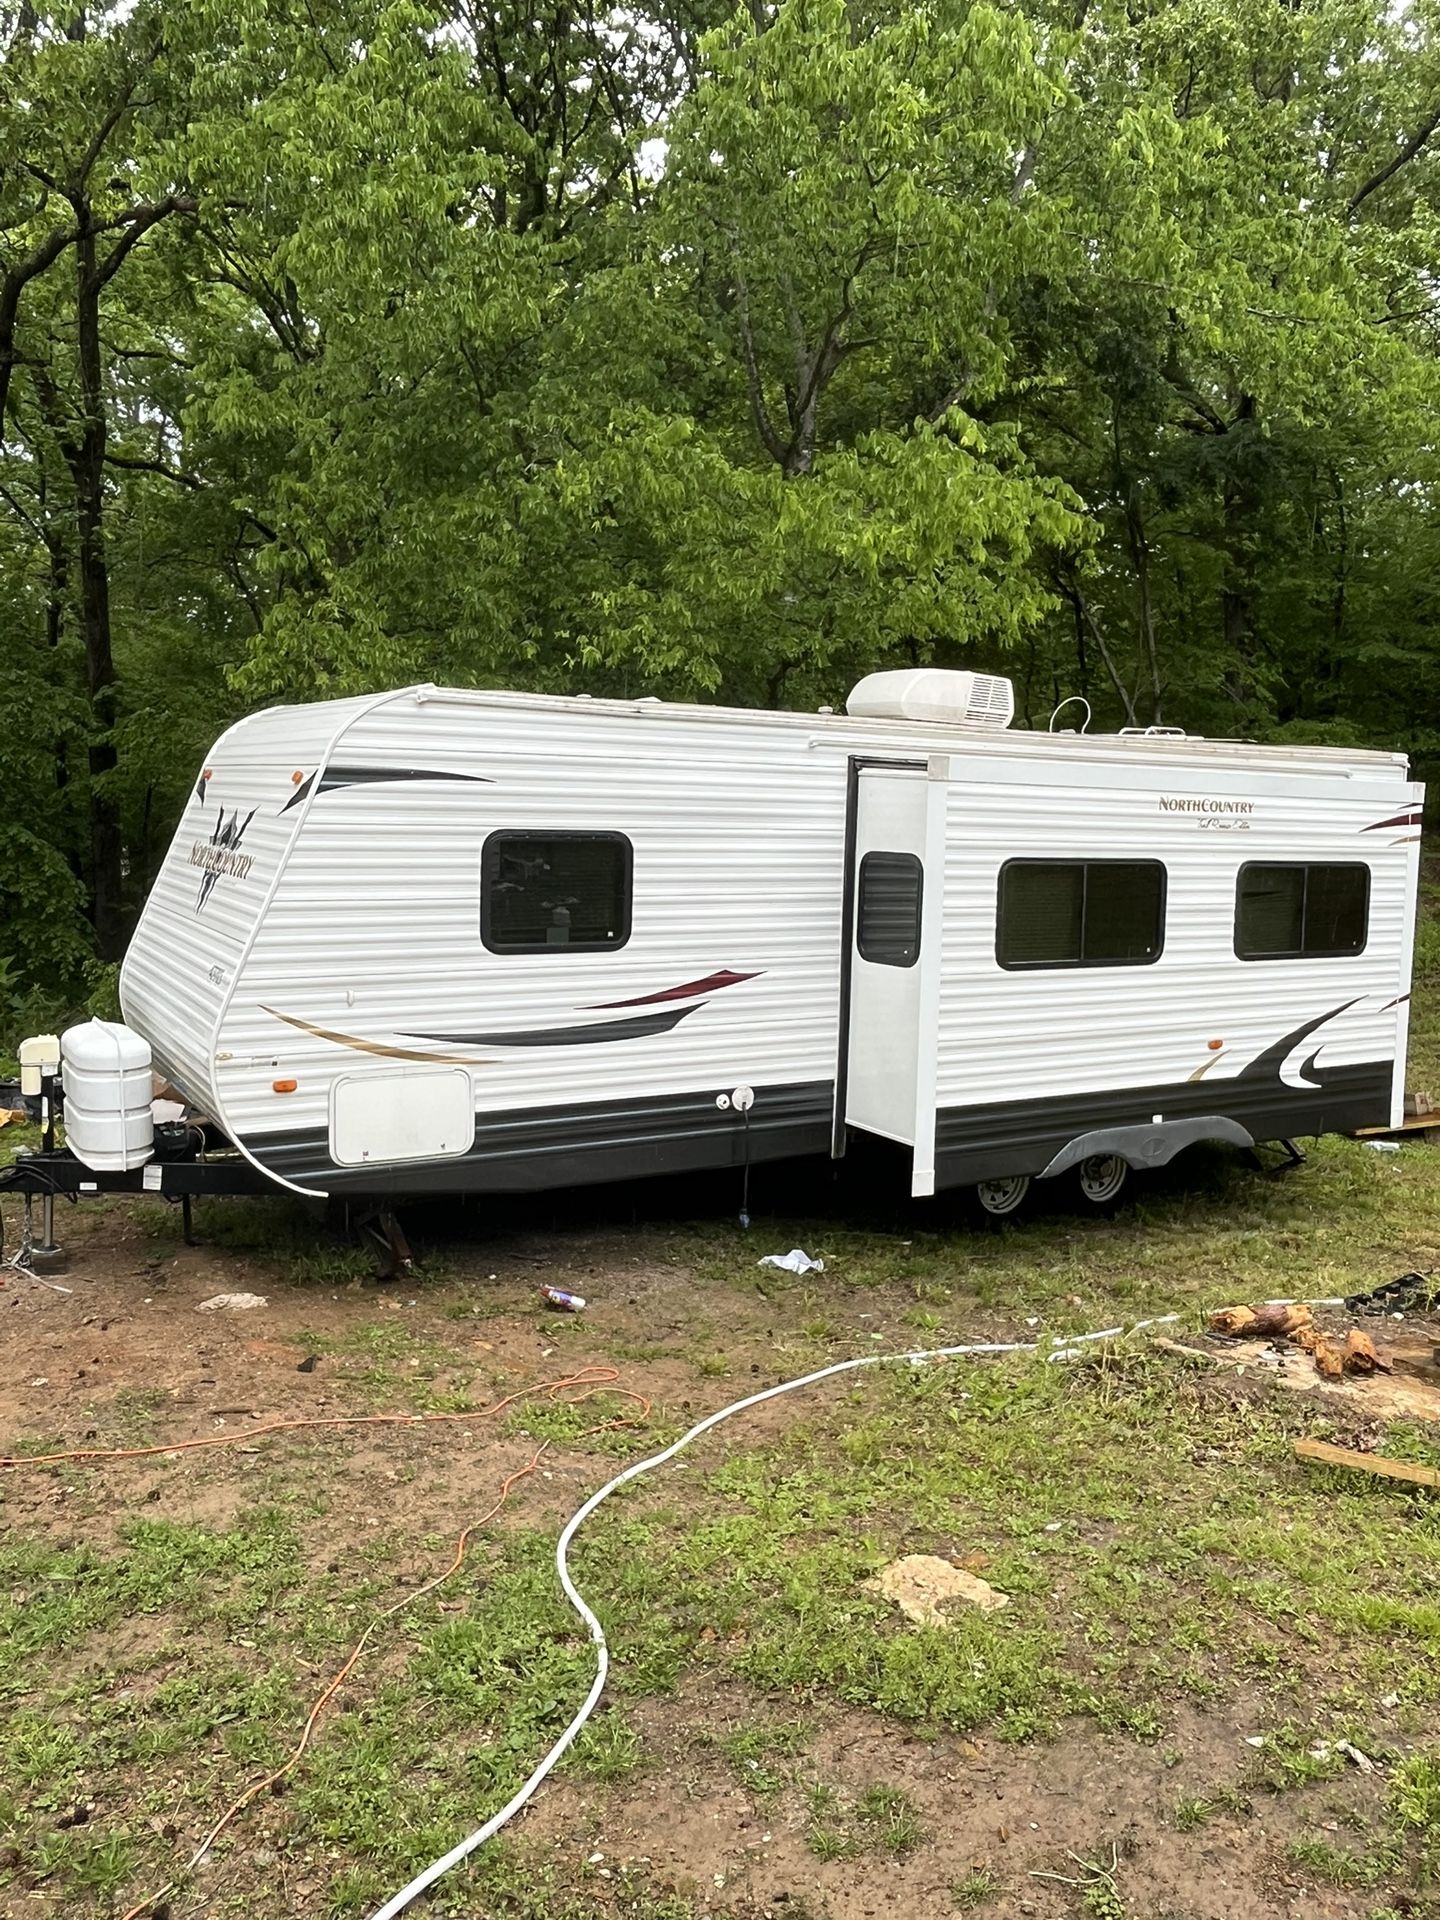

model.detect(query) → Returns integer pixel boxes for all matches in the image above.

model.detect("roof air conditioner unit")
[845,669,1015,729]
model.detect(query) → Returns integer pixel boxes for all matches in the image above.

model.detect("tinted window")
[1235,864,1368,960]
[482,832,631,952]
[997,861,1165,969]
[857,852,923,967]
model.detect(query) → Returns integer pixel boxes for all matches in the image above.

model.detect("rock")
[864,1553,1009,1627]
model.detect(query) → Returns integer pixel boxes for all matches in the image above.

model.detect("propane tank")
[61,1020,155,1171]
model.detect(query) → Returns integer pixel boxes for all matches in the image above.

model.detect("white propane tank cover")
[61,1019,155,1172]
[846,668,1015,728]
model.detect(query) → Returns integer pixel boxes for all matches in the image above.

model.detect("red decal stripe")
[1362,811,1424,832]
[585,969,761,1010]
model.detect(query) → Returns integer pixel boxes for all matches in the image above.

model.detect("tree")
[3,0,1439,1023]
[0,2,212,958]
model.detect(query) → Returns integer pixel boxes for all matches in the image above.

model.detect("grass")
[799,1778,922,1861]
[572,1338,1440,1757]
[3,881,1440,1914]
[1173,1785,1251,1831]
[13,1202,1440,1913]
[0,1510,657,1917]
[718,1716,812,1801]
[952,1867,1002,1909]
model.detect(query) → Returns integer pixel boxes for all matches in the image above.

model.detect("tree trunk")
[72,217,125,959]
[46,516,72,809]
[1123,481,1163,723]
[1220,394,1258,713]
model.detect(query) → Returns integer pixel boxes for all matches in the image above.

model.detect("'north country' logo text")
[1158,796,1255,816]
[191,807,257,908]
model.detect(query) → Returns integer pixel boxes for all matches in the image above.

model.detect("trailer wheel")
[1075,1153,1129,1207]
[974,1174,1031,1218]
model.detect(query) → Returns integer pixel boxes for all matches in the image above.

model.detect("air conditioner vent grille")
[845,669,1015,729]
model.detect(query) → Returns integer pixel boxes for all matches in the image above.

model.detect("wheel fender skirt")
[1039,1116,1256,1180]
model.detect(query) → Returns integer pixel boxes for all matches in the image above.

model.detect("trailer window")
[481,832,632,952]
[1235,863,1369,960]
[997,861,1165,969]
[857,852,923,967]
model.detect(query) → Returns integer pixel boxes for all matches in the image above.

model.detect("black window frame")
[856,850,924,969]
[480,829,633,955]
[1233,861,1370,962]
[996,858,1168,971]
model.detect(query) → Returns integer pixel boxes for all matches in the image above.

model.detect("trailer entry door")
[842,767,928,1149]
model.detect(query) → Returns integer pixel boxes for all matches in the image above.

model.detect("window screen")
[1235,864,1368,960]
[857,851,923,967]
[997,861,1165,969]
[481,832,632,952]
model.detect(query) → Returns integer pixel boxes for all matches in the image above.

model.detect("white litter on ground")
[757,1248,825,1275]
[195,1292,268,1313]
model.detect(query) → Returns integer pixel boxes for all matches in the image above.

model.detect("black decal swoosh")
[1238,1001,1361,1086]
[281,766,491,812]
[407,1005,700,1047]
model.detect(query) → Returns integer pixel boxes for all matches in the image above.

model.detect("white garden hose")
[367,1314,1183,1920]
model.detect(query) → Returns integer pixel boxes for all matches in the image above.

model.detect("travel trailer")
[10,671,1421,1241]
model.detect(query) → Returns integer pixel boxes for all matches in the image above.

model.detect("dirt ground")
[529,1676,1405,1920]
[5,1153,1440,1920]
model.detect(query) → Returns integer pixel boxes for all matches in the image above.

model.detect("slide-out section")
[843,765,929,1151]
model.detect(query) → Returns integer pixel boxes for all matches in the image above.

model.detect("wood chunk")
[1343,1328,1390,1375]
[1311,1339,1346,1381]
[1251,1303,1312,1338]
[1209,1306,1259,1337]
[1295,1437,1440,1490]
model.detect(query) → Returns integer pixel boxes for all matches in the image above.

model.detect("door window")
[857,851,923,967]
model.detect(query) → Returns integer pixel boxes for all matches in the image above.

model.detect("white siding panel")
[934,768,1416,1108]
[216,700,850,1152]
[119,697,382,1113]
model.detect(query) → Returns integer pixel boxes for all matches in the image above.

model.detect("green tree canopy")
[2,0,1438,1011]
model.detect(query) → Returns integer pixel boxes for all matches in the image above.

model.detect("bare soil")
[4,1181,1439,1920]
[531,1677,1390,1920]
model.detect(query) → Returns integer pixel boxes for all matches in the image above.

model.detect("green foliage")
[2,0,1439,1006]
[952,1868,1002,1909]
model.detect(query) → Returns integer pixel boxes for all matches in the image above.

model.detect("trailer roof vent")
[846,669,1015,729]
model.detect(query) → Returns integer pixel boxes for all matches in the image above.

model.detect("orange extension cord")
[1,1367,649,1920]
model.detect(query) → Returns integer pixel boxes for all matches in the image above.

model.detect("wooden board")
[1294,1436,1440,1489]
[1353,1115,1440,1138]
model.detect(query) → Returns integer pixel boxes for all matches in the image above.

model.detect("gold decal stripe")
[262,1007,493,1067]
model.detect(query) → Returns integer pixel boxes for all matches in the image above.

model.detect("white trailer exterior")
[118,681,1423,1207]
